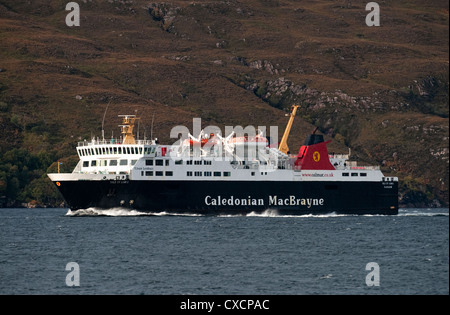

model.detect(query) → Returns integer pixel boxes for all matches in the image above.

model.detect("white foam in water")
[398,208,449,217]
[66,208,204,217]
[66,207,149,216]
[246,210,344,218]
[146,211,203,217]
[247,209,281,217]
[221,210,348,218]
[65,208,449,217]
[218,209,285,217]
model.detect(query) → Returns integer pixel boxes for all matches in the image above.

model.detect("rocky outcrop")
[246,73,391,114]
[147,2,180,31]
[406,76,449,117]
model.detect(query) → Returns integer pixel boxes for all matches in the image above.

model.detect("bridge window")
[119,159,128,166]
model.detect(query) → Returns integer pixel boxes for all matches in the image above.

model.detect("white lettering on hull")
[205,195,324,208]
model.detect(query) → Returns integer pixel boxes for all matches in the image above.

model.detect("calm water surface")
[0,208,448,295]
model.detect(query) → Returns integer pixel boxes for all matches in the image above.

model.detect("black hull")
[53,179,398,215]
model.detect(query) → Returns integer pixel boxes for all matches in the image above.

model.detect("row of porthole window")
[83,159,137,167]
[78,146,156,156]
[140,171,232,177]
[79,146,143,156]
[141,171,173,176]
[342,172,367,177]
[186,171,231,177]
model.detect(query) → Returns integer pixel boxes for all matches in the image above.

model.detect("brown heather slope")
[0,0,448,207]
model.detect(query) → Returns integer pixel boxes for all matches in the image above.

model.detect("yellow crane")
[278,105,300,154]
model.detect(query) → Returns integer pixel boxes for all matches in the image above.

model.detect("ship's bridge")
[77,139,157,157]
[75,139,163,175]
[73,114,164,175]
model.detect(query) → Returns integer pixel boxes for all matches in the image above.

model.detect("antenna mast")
[135,109,139,140]
[150,113,155,140]
[102,100,111,141]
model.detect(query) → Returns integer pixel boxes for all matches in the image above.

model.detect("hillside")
[0,0,448,208]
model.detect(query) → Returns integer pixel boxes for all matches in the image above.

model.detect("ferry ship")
[48,106,398,215]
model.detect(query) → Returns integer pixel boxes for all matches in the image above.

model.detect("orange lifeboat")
[229,135,268,145]
[183,133,216,147]
[189,138,208,146]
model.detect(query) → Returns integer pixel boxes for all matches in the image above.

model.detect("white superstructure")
[54,115,396,185]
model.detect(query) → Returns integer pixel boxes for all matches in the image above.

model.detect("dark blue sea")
[0,208,448,295]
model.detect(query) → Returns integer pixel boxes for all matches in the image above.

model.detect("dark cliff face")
[0,0,448,207]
